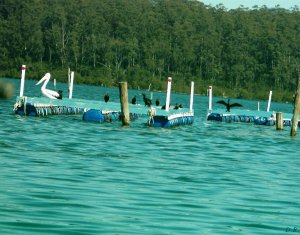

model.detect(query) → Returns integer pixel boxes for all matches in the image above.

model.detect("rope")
[13,96,26,113]
[147,106,156,124]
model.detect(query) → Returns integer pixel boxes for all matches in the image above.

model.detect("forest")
[0,0,300,101]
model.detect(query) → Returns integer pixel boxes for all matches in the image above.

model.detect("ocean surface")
[1,77,300,235]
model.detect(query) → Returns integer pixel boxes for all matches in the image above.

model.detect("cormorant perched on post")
[142,93,152,107]
[217,99,242,112]
[131,95,137,105]
[155,98,160,106]
[104,93,109,103]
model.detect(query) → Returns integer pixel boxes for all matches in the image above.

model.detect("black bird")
[161,104,171,110]
[57,90,63,99]
[155,98,160,106]
[131,95,137,105]
[217,99,242,112]
[104,93,109,103]
[142,93,152,107]
[174,103,183,109]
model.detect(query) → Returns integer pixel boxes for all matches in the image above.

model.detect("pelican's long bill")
[36,73,51,85]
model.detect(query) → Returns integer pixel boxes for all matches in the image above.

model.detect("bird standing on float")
[36,73,60,99]
[142,93,152,107]
[104,93,109,102]
[131,95,137,105]
[216,99,242,112]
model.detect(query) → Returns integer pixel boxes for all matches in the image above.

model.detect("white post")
[165,77,172,111]
[208,86,212,111]
[189,81,194,112]
[20,65,26,97]
[69,71,74,99]
[68,67,71,97]
[257,101,260,111]
[53,79,56,89]
[267,90,272,112]
[68,67,71,89]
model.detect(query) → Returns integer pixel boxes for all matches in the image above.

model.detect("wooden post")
[290,71,300,136]
[119,82,130,126]
[276,112,283,130]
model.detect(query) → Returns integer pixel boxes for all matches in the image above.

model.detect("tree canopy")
[0,0,300,101]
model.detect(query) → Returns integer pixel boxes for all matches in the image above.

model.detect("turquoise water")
[1,78,300,234]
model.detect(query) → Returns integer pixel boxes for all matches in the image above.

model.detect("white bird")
[36,73,60,99]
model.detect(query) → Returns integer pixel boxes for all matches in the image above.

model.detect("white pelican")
[36,73,60,99]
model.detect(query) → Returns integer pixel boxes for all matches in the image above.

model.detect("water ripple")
[1,78,300,234]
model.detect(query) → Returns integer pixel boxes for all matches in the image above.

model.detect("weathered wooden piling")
[119,82,130,125]
[276,112,283,130]
[290,71,300,136]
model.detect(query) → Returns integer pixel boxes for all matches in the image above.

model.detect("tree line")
[0,0,300,101]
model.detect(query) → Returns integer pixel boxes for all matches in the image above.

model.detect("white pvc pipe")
[208,86,212,111]
[165,77,172,111]
[189,81,194,112]
[53,78,56,89]
[257,101,260,111]
[267,90,272,112]
[69,71,74,99]
[20,64,26,97]
[68,67,71,90]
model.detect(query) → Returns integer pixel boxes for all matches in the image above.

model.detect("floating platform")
[207,109,300,127]
[13,96,193,128]
[147,110,194,128]
[82,109,140,123]
[14,96,86,116]
[82,109,120,123]
[83,105,194,127]
[14,96,144,120]
[14,65,195,128]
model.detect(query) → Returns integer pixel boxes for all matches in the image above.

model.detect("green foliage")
[0,0,300,102]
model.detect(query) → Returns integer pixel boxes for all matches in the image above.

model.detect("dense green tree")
[0,0,300,101]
